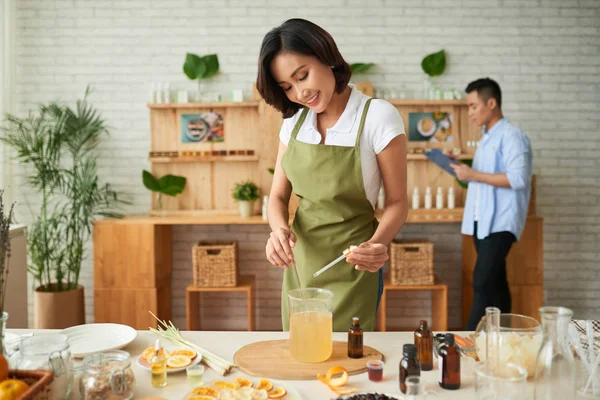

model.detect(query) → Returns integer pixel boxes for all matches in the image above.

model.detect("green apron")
[281,98,380,332]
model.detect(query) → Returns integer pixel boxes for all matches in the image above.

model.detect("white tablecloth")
[7,329,567,399]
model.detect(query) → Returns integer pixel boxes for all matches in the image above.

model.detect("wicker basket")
[192,241,238,287]
[7,369,53,400]
[390,239,434,285]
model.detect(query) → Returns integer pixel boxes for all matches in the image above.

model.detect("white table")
[8,329,543,399]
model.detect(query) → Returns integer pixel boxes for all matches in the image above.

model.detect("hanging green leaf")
[142,170,186,196]
[183,52,219,81]
[202,54,220,79]
[142,170,161,192]
[350,63,375,74]
[421,50,446,77]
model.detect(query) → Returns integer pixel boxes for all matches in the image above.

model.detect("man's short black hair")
[256,18,351,118]
[465,78,502,109]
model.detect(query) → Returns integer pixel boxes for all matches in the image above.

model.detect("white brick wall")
[7,0,599,329]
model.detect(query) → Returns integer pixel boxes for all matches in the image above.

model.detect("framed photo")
[181,112,224,143]
[408,112,453,143]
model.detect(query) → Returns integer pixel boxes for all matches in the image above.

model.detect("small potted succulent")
[232,181,260,218]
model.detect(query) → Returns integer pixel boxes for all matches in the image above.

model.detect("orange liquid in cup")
[289,311,332,363]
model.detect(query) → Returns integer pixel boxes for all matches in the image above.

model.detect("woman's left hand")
[345,242,389,272]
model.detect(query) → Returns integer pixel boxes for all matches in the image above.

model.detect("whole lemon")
[0,379,30,400]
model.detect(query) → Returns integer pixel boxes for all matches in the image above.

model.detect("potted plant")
[350,63,375,96]
[421,50,446,99]
[142,170,187,216]
[0,88,126,329]
[183,52,220,102]
[232,181,260,218]
[0,190,15,353]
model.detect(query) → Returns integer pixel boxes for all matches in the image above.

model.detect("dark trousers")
[465,222,516,331]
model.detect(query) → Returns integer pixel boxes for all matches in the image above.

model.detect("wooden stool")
[376,274,448,332]
[186,275,255,331]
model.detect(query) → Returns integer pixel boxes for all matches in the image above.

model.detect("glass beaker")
[288,288,333,363]
[534,306,576,399]
[16,333,73,399]
[475,361,528,399]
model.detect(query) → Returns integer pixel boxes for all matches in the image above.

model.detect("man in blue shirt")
[451,78,533,330]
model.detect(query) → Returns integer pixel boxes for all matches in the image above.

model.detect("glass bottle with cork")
[151,339,167,388]
[399,344,420,394]
[414,320,433,371]
[439,333,461,390]
[347,317,363,359]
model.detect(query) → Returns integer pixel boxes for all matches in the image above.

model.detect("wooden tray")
[233,340,384,380]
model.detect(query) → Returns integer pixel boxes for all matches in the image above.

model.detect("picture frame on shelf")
[181,112,224,143]
[408,112,453,143]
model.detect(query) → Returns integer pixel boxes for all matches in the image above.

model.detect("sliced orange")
[256,379,273,391]
[212,381,237,389]
[332,387,358,395]
[267,387,287,399]
[170,349,197,359]
[234,378,253,388]
[166,355,192,368]
[190,386,219,396]
[325,366,349,387]
[186,397,216,400]
[142,346,171,362]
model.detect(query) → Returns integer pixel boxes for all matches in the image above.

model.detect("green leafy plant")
[232,181,260,202]
[267,168,274,175]
[142,170,187,209]
[421,50,446,77]
[456,159,473,189]
[1,88,127,292]
[183,53,220,81]
[350,63,375,74]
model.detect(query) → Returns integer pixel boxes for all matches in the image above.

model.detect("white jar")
[262,195,269,221]
[412,187,420,210]
[424,187,432,210]
[448,187,455,209]
[436,186,444,209]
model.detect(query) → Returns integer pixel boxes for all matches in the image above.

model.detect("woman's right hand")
[266,227,296,269]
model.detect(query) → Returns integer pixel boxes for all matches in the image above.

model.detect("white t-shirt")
[279,86,405,209]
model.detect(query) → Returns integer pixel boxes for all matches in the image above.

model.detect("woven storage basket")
[7,369,53,400]
[192,241,238,287]
[390,239,434,285]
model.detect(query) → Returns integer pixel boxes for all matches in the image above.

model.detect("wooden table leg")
[431,287,448,331]
[186,290,201,331]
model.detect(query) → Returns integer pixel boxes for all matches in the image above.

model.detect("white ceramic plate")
[61,323,137,358]
[4,332,19,344]
[417,117,437,137]
[136,347,202,374]
[183,378,303,400]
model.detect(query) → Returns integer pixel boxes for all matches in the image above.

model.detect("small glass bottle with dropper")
[151,339,167,388]
[348,317,363,358]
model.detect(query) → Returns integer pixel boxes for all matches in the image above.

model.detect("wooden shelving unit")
[406,154,474,161]
[148,101,260,109]
[148,155,259,163]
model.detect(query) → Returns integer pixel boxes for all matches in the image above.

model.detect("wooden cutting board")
[233,340,384,380]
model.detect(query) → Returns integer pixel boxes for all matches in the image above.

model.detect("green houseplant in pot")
[183,52,220,102]
[142,170,187,216]
[0,88,126,328]
[232,181,260,218]
[0,190,15,354]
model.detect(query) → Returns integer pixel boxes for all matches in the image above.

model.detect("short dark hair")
[256,18,351,118]
[465,78,502,109]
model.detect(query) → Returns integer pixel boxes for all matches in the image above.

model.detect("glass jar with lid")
[79,350,135,400]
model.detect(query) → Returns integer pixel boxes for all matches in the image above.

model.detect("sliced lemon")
[170,349,197,359]
[234,377,253,388]
[190,386,219,396]
[186,396,216,400]
[212,381,237,389]
[332,387,357,395]
[256,379,273,392]
[267,387,287,399]
[166,354,192,368]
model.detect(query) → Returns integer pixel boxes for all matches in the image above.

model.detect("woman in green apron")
[256,19,408,332]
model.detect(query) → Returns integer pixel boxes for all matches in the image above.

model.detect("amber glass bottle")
[347,317,363,358]
[399,344,420,394]
[414,319,433,371]
[438,333,461,390]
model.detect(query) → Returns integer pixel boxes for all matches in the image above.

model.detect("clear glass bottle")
[151,339,167,388]
[439,333,461,390]
[80,350,135,400]
[347,317,363,359]
[414,320,433,371]
[400,344,420,394]
[534,306,575,399]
